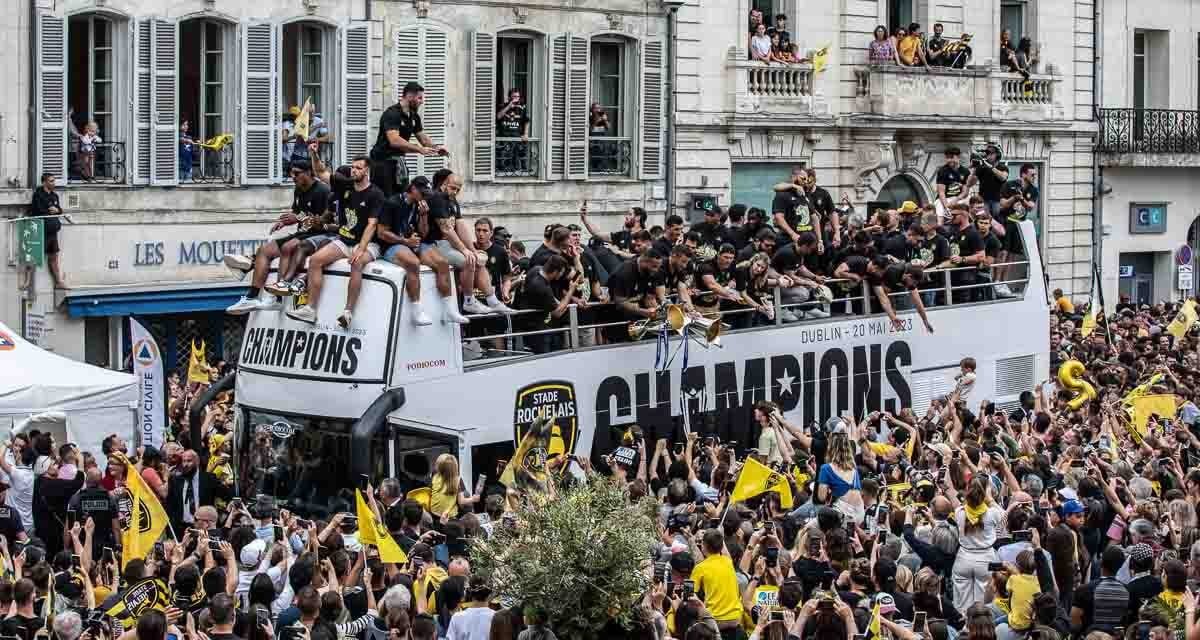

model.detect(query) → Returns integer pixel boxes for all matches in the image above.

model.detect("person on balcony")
[770,13,798,58]
[179,120,196,183]
[898,23,930,68]
[769,32,797,64]
[926,23,949,66]
[1016,37,1038,74]
[1000,30,1022,74]
[748,9,765,55]
[869,25,900,65]
[588,103,614,174]
[495,89,531,175]
[78,121,101,183]
[750,23,773,62]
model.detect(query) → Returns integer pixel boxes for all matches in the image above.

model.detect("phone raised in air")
[914,611,927,632]
[273,525,285,543]
[682,580,695,600]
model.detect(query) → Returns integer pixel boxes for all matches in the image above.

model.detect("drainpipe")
[1092,0,1104,303]
[28,0,38,189]
[664,2,681,221]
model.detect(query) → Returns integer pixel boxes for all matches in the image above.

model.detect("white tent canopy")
[0,321,136,459]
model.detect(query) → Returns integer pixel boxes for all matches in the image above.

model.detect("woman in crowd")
[869,25,900,65]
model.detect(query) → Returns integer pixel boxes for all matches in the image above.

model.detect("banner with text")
[129,319,165,450]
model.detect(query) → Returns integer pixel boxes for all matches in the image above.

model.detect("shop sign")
[133,239,267,267]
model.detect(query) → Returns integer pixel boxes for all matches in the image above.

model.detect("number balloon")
[1057,359,1096,411]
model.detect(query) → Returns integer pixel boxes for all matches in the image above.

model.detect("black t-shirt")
[979,232,1002,272]
[915,233,951,269]
[735,266,769,304]
[806,187,835,222]
[1000,179,1040,221]
[336,184,385,244]
[377,195,418,248]
[950,226,985,260]
[878,264,915,291]
[974,161,1009,201]
[927,34,947,54]
[607,259,661,303]
[771,243,811,274]
[370,104,423,161]
[481,242,512,289]
[936,164,971,199]
[0,614,43,640]
[0,505,25,544]
[694,260,737,306]
[30,187,62,233]
[651,237,676,259]
[420,193,455,243]
[70,489,114,543]
[496,105,530,138]
[292,180,331,232]
[771,190,814,234]
[519,268,559,325]
[690,222,731,249]
[529,245,561,269]
[608,229,637,253]
[661,260,695,291]
[880,234,911,262]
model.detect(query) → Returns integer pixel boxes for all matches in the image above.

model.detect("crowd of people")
[864,19,1038,75]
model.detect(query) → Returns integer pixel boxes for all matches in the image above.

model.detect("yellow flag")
[406,487,431,511]
[119,455,169,567]
[293,98,313,141]
[187,339,208,383]
[867,600,882,640]
[1167,300,1198,340]
[1129,394,1178,436]
[730,457,794,509]
[355,489,408,564]
[1080,304,1099,338]
[1125,373,1165,404]
[812,45,831,73]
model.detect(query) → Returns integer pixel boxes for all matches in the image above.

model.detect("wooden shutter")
[133,19,151,184]
[565,35,589,180]
[639,40,664,181]
[469,31,496,182]
[340,23,371,164]
[393,25,448,177]
[36,13,66,181]
[151,19,178,185]
[547,34,567,181]
[240,21,278,185]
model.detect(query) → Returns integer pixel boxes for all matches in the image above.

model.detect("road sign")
[16,218,44,267]
[1179,245,1194,266]
[1179,264,1195,292]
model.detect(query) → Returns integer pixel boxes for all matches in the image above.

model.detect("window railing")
[189,145,235,184]
[1097,108,1200,154]
[997,73,1056,105]
[461,261,1032,361]
[588,137,633,177]
[495,138,540,178]
[69,141,127,185]
[735,60,813,97]
[284,141,334,179]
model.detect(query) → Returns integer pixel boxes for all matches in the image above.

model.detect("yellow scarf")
[1159,590,1184,611]
[964,501,989,526]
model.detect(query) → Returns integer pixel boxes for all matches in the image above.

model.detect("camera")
[970,143,1001,169]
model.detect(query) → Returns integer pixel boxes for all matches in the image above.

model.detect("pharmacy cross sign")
[16,218,44,267]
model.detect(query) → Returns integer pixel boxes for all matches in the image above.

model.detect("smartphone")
[953,450,961,460]
[673,443,684,456]
[876,530,886,546]
[153,542,164,559]
[102,547,115,564]
[230,497,243,509]
[209,539,223,552]
[770,610,785,622]
[807,537,821,555]
[1013,529,1033,542]
[273,525,285,543]
[476,474,487,494]
[987,562,1004,572]
[654,562,668,584]
[295,519,312,529]
[763,521,774,534]
[765,546,779,568]
[1070,460,1086,468]
[877,504,890,524]
[358,474,370,491]
[703,436,716,448]
[71,554,81,571]
[256,607,270,628]
[682,580,695,600]
[914,611,927,631]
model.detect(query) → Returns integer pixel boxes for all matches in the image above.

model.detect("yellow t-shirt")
[1006,573,1040,630]
[867,442,900,458]
[429,475,460,518]
[898,36,921,65]
[1056,296,1075,313]
[692,554,743,623]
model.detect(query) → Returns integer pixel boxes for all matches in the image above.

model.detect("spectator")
[898,23,930,67]
[869,25,900,65]
[27,172,68,289]
[750,23,772,62]
[179,120,196,182]
[78,121,101,182]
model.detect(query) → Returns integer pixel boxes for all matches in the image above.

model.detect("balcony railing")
[853,65,1063,121]
[997,73,1056,106]
[495,138,540,178]
[728,57,825,117]
[189,145,235,184]
[69,141,126,184]
[740,61,812,97]
[284,141,334,180]
[1097,108,1200,154]
[588,137,632,177]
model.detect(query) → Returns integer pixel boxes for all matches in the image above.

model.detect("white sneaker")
[223,254,253,273]
[487,299,518,314]
[226,296,260,315]
[287,304,317,324]
[337,309,353,329]
[804,307,830,319]
[412,308,434,326]
[265,280,293,297]
[462,297,491,315]
[258,298,282,312]
[994,283,1015,298]
[444,305,470,325]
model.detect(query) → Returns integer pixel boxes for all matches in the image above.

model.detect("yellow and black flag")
[355,489,407,564]
[105,577,170,630]
[730,457,794,509]
[116,454,169,567]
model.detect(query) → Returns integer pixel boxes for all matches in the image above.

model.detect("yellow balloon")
[1057,359,1097,411]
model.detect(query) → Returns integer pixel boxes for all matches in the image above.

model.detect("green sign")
[17,218,44,267]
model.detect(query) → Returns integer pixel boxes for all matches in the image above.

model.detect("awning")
[65,281,246,317]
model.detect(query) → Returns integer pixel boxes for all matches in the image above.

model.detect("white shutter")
[469,31,495,182]
[35,13,66,181]
[547,34,567,181]
[241,22,278,185]
[393,26,420,178]
[340,23,371,164]
[133,20,151,185]
[565,35,589,180]
[639,40,664,181]
[151,19,178,185]
[393,25,448,178]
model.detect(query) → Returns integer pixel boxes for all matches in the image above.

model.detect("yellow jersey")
[692,554,743,623]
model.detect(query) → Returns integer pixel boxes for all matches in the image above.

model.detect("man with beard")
[995,163,1039,297]
[693,244,742,316]
[772,166,821,248]
[690,204,734,250]
[580,205,647,273]
[430,169,514,316]
[376,176,435,326]
[737,227,777,263]
[370,82,448,196]
[606,251,665,342]
[733,207,771,251]
[910,212,952,305]
[660,245,697,312]
[944,204,985,304]
[935,147,971,221]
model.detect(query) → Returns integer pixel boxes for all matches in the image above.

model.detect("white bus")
[223,222,1049,512]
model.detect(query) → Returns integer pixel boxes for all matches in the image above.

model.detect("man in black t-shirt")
[772,166,819,246]
[288,156,384,328]
[773,232,829,319]
[651,215,686,258]
[475,217,514,305]
[733,207,772,252]
[375,176,435,326]
[28,172,67,288]
[580,205,647,273]
[970,144,1009,216]
[694,244,741,314]
[690,205,733,250]
[607,251,666,342]
[944,205,985,303]
[995,163,1039,296]
[803,168,837,254]
[518,255,577,354]
[935,147,971,221]
[926,23,948,65]
[369,81,448,196]
[871,260,935,333]
[736,227,778,263]
[661,245,697,310]
[496,89,532,175]
[972,211,1003,302]
[228,162,332,315]
[771,14,797,55]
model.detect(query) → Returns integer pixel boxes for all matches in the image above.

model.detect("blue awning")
[66,285,246,317]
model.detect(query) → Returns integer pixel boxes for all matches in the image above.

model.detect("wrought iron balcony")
[69,141,126,184]
[1097,108,1200,154]
[588,137,632,178]
[191,145,235,184]
[495,138,540,178]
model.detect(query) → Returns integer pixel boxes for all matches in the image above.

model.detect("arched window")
[875,174,925,209]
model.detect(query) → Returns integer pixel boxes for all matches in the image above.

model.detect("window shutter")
[340,23,371,164]
[393,25,448,178]
[133,20,151,185]
[565,35,589,180]
[35,13,66,182]
[151,19,178,186]
[547,34,567,181]
[241,21,278,185]
[639,40,664,181]
[470,31,495,182]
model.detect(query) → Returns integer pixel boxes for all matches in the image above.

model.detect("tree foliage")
[471,477,659,639]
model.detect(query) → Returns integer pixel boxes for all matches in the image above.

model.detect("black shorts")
[369,158,408,197]
[273,230,324,251]
[1003,219,1025,255]
[44,231,60,255]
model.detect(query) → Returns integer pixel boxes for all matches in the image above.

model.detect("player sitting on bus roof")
[376,176,436,327]
[431,169,516,317]
[286,155,384,328]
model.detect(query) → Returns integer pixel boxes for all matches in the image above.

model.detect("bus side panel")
[388,267,465,386]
